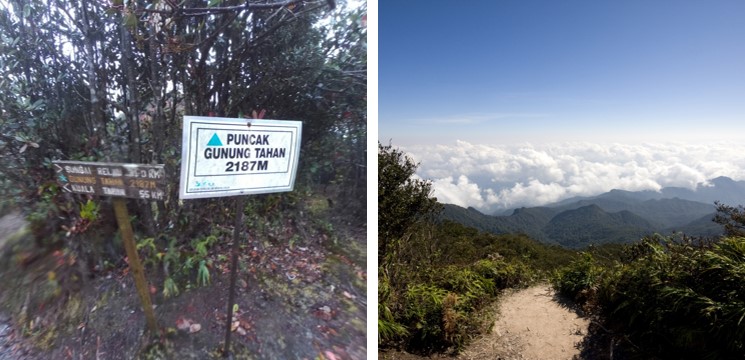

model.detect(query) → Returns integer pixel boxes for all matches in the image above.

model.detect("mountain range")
[441,176,745,248]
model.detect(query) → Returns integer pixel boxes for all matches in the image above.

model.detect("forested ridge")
[440,190,736,248]
[379,143,745,359]
[0,1,366,358]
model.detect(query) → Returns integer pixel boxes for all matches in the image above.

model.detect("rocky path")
[458,285,589,360]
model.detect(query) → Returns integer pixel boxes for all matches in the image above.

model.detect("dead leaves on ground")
[175,317,201,333]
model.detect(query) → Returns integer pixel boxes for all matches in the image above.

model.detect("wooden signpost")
[51,115,302,355]
[179,116,302,357]
[53,160,165,333]
[53,161,166,200]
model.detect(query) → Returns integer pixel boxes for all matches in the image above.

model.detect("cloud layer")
[403,141,745,213]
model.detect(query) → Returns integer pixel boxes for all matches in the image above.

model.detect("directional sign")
[179,116,302,199]
[53,160,167,200]
[53,160,162,331]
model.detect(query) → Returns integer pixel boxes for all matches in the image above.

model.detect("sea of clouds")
[401,141,745,214]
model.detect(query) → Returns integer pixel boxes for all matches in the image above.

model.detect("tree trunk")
[120,18,142,163]
[79,0,105,146]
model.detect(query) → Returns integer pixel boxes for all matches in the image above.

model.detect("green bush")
[402,283,450,352]
[378,272,409,344]
[437,266,496,308]
[552,252,602,305]
[596,236,745,359]
[472,258,534,290]
[400,281,482,353]
[387,258,536,354]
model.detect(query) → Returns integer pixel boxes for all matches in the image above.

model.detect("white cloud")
[428,175,486,208]
[402,141,745,213]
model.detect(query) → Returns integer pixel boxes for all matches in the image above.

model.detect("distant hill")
[669,213,722,236]
[441,177,740,248]
[550,195,716,229]
[541,176,745,214]
[660,176,745,205]
[542,205,655,248]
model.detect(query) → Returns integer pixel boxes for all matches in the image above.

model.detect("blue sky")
[379,1,745,211]
[380,1,745,145]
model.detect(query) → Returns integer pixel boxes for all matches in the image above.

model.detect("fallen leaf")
[238,279,247,289]
[149,284,157,295]
[176,317,191,331]
[342,291,356,300]
[315,305,333,321]
[189,323,201,333]
[231,320,239,332]
[236,326,246,336]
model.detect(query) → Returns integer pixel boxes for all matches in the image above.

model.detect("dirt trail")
[458,285,589,360]
[0,211,36,360]
[0,211,25,250]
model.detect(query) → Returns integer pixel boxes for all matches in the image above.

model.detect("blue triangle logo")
[207,133,223,146]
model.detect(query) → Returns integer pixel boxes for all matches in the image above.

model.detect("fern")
[79,199,99,222]
[197,260,210,286]
[163,277,179,298]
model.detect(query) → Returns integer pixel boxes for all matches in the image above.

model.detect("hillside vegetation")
[553,232,745,358]
[380,143,745,358]
[441,189,727,248]
[379,144,583,354]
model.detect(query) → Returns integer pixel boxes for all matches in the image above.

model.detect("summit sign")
[179,116,302,199]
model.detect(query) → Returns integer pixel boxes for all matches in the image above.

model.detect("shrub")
[402,283,449,352]
[437,266,496,308]
[552,252,602,305]
[472,258,534,290]
[595,236,745,358]
[378,272,409,344]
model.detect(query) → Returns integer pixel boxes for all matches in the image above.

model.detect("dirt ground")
[0,211,38,360]
[380,285,590,360]
[0,203,366,359]
[458,285,589,360]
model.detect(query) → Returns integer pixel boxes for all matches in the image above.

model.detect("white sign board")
[179,116,302,199]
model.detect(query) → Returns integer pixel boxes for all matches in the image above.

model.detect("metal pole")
[223,195,245,357]
[112,198,158,333]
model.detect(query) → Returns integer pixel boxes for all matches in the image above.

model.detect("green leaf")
[123,13,137,29]
[197,260,210,286]
[208,0,223,7]
[31,99,44,110]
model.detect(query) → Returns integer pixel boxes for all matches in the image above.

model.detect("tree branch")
[135,0,326,17]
